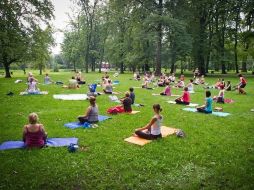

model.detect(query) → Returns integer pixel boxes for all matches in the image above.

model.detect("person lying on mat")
[78,96,99,124]
[68,76,79,89]
[134,104,162,140]
[44,73,53,84]
[213,86,225,103]
[120,92,132,112]
[27,77,40,93]
[160,82,171,96]
[23,113,47,148]
[103,80,113,94]
[196,91,213,113]
[175,87,190,105]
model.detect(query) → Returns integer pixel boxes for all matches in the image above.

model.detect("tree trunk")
[170,47,176,74]
[155,0,163,76]
[39,65,42,75]
[197,13,206,75]
[4,63,11,78]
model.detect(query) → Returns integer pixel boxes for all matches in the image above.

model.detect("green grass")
[0,71,254,190]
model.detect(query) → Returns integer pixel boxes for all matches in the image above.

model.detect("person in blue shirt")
[197,91,213,113]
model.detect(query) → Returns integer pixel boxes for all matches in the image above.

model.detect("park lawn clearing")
[0,71,254,190]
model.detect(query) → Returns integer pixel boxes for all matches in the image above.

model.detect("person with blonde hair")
[23,113,47,148]
[78,96,99,124]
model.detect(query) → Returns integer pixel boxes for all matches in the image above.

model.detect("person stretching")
[196,91,213,114]
[237,74,247,94]
[78,96,99,124]
[175,87,190,105]
[135,104,163,140]
[23,113,47,148]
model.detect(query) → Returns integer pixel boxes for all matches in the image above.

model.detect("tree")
[0,0,54,78]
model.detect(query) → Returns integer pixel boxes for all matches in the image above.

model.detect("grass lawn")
[0,71,253,190]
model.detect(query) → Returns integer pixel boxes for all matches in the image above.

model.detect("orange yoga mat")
[124,126,177,146]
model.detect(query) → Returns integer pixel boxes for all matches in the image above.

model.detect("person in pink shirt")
[160,82,171,96]
[175,87,190,105]
[23,113,47,148]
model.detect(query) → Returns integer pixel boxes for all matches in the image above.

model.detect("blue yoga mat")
[182,108,230,117]
[0,138,78,151]
[113,81,120,85]
[64,115,111,129]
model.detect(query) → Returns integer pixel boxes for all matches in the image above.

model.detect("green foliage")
[0,0,54,77]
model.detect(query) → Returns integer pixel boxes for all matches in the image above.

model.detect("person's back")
[24,124,45,147]
[130,92,135,104]
[123,97,132,112]
[23,113,46,148]
[151,114,162,135]
[87,105,99,123]
[105,84,113,92]
[69,78,78,89]
[28,81,38,92]
[183,91,190,103]
[164,85,171,96]
[205,97,213,112]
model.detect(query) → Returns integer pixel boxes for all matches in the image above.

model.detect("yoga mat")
[64,115,111,129]
[167,101,198,107]
[53,94,88,100]
[224,99,234,104]
[182,108,231,117]
[124,126,177,146]
[0,138,78,151]
[153,94,179,97]
[20,91,48,95]
[128,111,140,115]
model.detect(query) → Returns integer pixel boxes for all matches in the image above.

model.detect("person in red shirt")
[175,87,190,105]
[238,74,247,94]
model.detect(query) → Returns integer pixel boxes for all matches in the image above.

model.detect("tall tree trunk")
[234,2,241,73]
[4,63,11,78]
[197,12,206,75]
[39,65,42,75]
[155,0,163,76]
[221,16,227,74]
[170,45,176,73]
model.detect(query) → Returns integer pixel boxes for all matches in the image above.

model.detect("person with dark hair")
[78,96,99,124]
[237,74,247,94]
[214,85,225,103]
[175,87,190,105]
[225,81,231,91]
[160,82,171,96]
[129,87,135,104]
[134,104,163,140]
[186,79,194,92]
[196,91,213,113]
[121,92,132,112]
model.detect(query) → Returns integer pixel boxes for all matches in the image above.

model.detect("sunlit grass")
[0,70,253,190]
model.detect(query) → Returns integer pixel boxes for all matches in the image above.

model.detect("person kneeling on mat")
[135,104,162,140]
[78,96,99,124]
[175,87,190,105]
[196,91,213,114]
[23,113,47,148]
